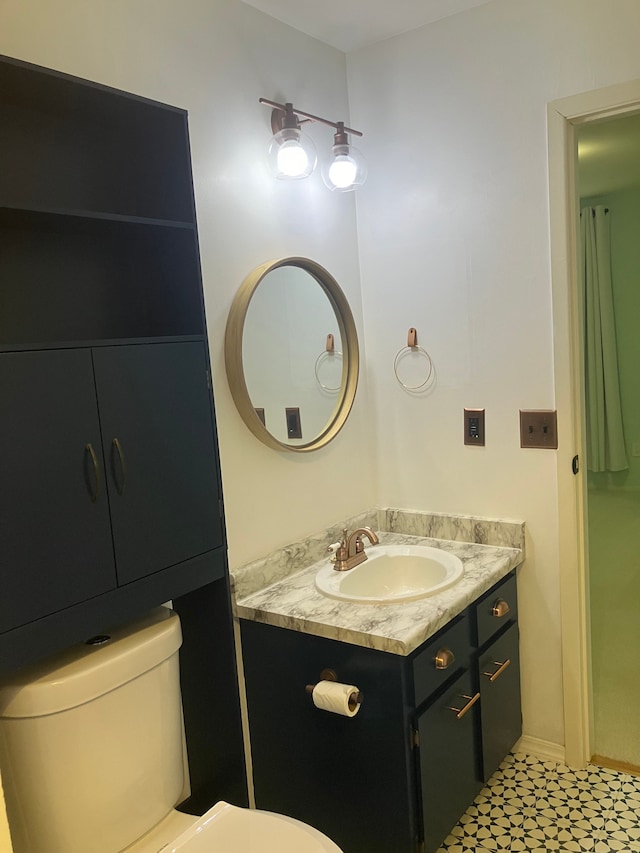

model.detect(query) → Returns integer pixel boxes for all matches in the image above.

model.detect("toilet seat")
[166,801,343,853]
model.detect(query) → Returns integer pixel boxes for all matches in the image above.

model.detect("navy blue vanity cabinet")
[472,573,522,782]
[240,619,419,853]
[0,54,247,811]
[416,669,483,853]
[240,570,521,853]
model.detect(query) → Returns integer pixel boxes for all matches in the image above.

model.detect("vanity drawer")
[474,572,517,649]
[412,613,469,707]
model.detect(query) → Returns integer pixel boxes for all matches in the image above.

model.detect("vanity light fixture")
[260,98,366,191]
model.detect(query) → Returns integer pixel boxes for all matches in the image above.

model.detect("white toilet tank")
[0,607,186,853]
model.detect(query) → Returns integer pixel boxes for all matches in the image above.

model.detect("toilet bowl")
[0,608,343,853]
[126,801,342,853]
[136,801,343,853]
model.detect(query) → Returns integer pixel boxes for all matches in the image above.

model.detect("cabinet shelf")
[0,54,194,222]
[0,204,195,233]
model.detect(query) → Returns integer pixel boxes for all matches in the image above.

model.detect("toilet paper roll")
[311,680,361,717]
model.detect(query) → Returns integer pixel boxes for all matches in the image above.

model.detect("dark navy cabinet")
[241,571,521,853]
[0,54,247,811]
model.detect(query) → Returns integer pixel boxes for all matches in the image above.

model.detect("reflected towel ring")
[394,327,433,391]
[315,333,342,392]
[315,350,343,392]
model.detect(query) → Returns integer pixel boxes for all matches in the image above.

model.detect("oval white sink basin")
[315,544,464,604]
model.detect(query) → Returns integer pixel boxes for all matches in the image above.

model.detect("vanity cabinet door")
[477,622,522,782]
[92,341,223,586]
[0,349,117,633]
[416,669,483,853]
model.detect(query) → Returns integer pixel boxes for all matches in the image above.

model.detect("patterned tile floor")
[437,752,640,852]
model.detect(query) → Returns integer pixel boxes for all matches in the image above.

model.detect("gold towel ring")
[394,328,433,391]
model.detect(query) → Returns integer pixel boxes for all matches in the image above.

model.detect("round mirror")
[225,257,359,452]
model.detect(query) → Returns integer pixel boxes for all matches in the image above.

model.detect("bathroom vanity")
[236,516,524,853]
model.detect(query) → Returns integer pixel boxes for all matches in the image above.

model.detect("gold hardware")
[483,659,511,683]
[325,333,335,353]
[447,692,480,720]
[111,437,127,496]
[411,728,420,749]
[332,527,380,571]
[434,648,455,670]
[491,598,510,618]
[394,328,434,391]
[85,443,100,503]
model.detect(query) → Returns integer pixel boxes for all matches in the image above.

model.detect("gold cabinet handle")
[111,437,127,496]
[447,692,480,720]
[483,659,511,683]
[434,648,455,670]
[491,598,510,618]
[85,443,100,503]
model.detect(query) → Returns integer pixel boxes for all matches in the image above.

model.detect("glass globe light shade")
[322,143,367,192]
[267,127,317,180]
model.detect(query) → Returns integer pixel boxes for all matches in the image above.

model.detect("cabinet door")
[0,349,116,632]
[417,670,482,853]
[477,622,522,781]
[92,342,223,585]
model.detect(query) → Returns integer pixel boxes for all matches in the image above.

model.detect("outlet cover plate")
[464,408,485,446]
[520,409,558,449]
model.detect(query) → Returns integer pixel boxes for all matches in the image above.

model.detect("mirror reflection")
[225,257,359,452]
[242,265,341,443]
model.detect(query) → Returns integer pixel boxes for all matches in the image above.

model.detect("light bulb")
[322,138,367,192]
[328,155,358,189]
[277,140,309,177]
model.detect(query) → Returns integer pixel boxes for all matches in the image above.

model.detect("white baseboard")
[514,735,566,765]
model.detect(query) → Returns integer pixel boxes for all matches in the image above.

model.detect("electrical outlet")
[464,408,485,446]
[519,410,558,449]
[285,407,302,439]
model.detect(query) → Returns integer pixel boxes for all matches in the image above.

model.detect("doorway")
[548,80,640,770]
[577,113,640,771]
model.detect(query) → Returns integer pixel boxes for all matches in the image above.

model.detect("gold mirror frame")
[224,257,359,452]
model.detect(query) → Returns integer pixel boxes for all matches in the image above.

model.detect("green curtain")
[581,205,628,472]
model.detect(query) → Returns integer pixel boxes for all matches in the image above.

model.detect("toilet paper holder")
[305,668,363,708]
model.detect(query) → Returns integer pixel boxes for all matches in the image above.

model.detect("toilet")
[0,608,342,853]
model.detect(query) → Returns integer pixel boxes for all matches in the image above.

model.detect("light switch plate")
[519,410,558,449]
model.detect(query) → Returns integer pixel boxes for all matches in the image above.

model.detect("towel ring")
[394,328,433,391]
[315,333,342,392]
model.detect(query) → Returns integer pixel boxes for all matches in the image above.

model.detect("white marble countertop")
[236,531,523,656]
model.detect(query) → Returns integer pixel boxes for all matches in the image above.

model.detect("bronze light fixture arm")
[258,98,363,137]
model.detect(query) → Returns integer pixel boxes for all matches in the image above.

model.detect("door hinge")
[218,498,224,518]
[411,727,420,749]
[415,840,425,853]
[206,369,212,389]
[572,454,580,475]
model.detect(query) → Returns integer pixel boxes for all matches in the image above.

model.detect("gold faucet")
[332,527,380,571]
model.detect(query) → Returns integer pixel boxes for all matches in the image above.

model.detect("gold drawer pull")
[434,648,455,670]
[491,598,510,618]
[483,659,511,682]
[447,692,480,720]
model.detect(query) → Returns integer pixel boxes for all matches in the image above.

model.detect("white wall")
[347,0,640,748]
[0,0,375,573]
